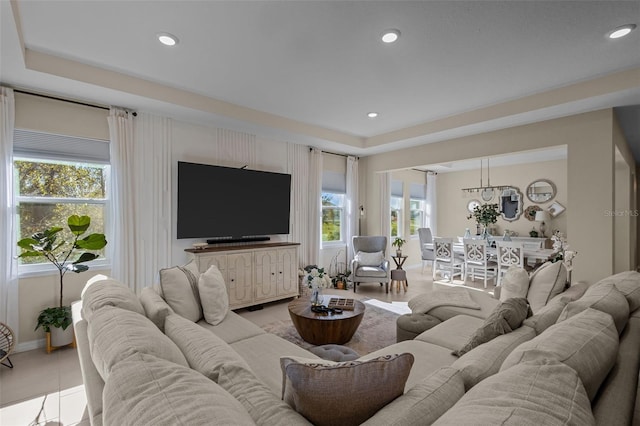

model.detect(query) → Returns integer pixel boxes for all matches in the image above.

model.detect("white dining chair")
[462,238,497,288]
[432,237,464,283]
[495,241,525,286]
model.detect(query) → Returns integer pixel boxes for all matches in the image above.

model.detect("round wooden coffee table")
[288,296,366,345]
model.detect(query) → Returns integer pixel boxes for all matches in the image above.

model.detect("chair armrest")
[351,259,360,273]
[382,259,390,272]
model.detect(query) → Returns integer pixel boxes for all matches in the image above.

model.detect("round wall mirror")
[526,179,556,204]
[467,199,481,213]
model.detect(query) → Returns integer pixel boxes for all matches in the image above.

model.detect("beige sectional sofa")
[73,268,640,426]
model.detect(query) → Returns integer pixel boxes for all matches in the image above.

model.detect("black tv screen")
[177,162,291,240]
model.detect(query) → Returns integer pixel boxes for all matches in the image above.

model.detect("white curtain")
[308,148,323,266]
[345,156,359,263]
[0,87,18,338]
[288,144,310,267]
[426,172,438,236]
[379,171,391,246]
[133,113,173,289]
[108,108,138,289]
[215,128,256,168]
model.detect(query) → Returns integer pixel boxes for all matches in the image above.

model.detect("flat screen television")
[177,161,291,240]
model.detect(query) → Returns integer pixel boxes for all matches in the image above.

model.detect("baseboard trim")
[15,338,45,353]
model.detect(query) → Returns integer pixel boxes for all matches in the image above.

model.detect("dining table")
[423,242,556,263]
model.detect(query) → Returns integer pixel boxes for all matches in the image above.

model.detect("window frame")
[14,156,111,277]
[409,198,426,237]
[321,191,345,246]
[390,195,404,239]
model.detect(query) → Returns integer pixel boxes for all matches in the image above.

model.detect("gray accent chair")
[350,236,391,293]
[418,228,435,273]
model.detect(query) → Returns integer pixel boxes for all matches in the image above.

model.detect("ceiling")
[1,1,639,162]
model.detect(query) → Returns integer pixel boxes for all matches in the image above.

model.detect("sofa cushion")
[453,298,532,357]
[557,282,629,334]
[501,308,619,401]
[197,310,265,344]
[87,306,188,381]
[81,275,145,320]
[409,286,481,315]
[164,313,248,382]
[526,261,567,313]
[427,288,500,321]
[499,266,530,302]
[415,315,484,351]
[595,271,640,311]
[361,367,465,426]
[522,282,589,334]
[139,287,173,331]
[103,353,255,426]
[218,362,312,426]
[433,360,595,426]
[158,260,202,322]
[451,325,536,390]
[198,264,229,325]
[281,354,414,426]
[354,250,384,266]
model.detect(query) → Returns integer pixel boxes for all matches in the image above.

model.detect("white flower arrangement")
[551,230,577,269]
[304,266,331,289]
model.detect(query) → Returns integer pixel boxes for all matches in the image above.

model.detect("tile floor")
[0,267,495,425]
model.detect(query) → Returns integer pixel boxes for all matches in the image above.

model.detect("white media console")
[185,242,300,310]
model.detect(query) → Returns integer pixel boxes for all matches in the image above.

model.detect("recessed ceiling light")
[157,32,179,46]
[607,24,636,39]
[381,29,400,43]
[367,112,379,118]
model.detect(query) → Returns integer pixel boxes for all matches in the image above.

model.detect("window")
[13,129,110,270]
[322,192,345,242]
[410,199,425,235]
[321,170,346,244]
[390,180,403,238]
[409,182,427,236]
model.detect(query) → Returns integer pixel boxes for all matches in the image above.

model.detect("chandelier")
[461,158,511,201]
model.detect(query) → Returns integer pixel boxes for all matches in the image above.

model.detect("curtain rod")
[14,89,110,111]
[309,147,359,159]
[411,168,436,174]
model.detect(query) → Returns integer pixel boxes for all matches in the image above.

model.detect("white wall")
[436,159,567,239]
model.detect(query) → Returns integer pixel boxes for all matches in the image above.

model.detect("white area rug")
[364,299,412,315]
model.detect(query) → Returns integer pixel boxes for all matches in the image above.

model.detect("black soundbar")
[206,236,271,244]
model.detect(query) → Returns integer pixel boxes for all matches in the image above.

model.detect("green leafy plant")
[472,203,500,227]
[332,270,351,288]
[17,215,107,332]
[392,237,406,250]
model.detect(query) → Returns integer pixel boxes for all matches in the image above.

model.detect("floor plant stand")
[0,322,15,368]
[46,329,76,354]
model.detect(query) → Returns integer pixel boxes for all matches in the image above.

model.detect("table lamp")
[534,210,551,238]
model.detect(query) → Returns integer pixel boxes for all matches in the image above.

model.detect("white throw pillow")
[159,260,203,322]
[198,265,230,326]
[526,261,567,313]
[499,266,530,302]
[355,251,384,267]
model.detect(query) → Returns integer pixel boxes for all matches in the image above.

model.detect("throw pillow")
[526,261,567,313]
[501,308,618,401]
[499,266,530,302]
[198,265,229,325]
[354,251,384,267]
[139,287,174,331]
[159,260,203,322]
[452,298,532,357]
[81,275,146,320]
[280,353,414,426]
[557,282,629,334]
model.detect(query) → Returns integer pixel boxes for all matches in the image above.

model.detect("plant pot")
[48,325,74,353]
[336,281,345,290]
[396,250,402,257]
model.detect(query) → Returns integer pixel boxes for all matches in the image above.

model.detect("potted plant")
[392,237,406,257]
[332,270,351,290]
[17,215,107,352]
[471,203,500,239]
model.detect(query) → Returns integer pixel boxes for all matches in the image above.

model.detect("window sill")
[18,260,111,279]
